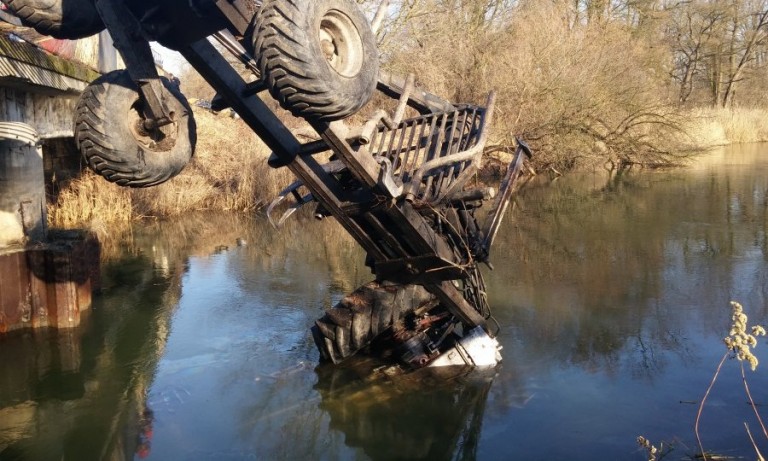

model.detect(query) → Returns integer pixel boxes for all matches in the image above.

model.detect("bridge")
[0,16,108,332]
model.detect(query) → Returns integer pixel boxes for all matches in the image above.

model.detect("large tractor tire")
[312,282,436,363]
[252,0,379,121]
[74,70,196,188]
[5,0,104,39]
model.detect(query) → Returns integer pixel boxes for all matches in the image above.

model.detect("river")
[1,144,767,460]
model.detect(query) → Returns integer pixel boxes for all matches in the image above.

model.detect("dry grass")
[48,171,133,229]
[683,107,768,147]
[49,107,294,229]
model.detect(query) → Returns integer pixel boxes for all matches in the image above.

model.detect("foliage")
[637,302,767,461]
[725,301,767,371]
[366,0,768,171]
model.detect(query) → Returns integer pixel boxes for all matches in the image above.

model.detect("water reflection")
[315,362,499,461]
[487,145,768,376]
[0,237,181,460]
[480,144,768,458]
[2,145,768,459]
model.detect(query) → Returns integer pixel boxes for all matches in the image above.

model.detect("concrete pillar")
[0,122,46,247]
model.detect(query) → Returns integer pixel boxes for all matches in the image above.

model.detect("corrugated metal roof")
[0,53,88,92]
[0,33,99,86]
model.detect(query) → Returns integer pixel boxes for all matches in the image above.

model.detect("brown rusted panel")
[1,235,99,334]
[84,233,101,292]
[22,248,49,329]
[68,235,94,311]
[0,252,25,331]
[50,248,78,329]
[57,328,82,373]
[27,253,49,330]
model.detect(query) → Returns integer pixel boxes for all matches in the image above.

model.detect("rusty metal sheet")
[0,251,24,332]
[0,235,98,333]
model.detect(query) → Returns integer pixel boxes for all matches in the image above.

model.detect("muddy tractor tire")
[312,282,436,363]
[5,0,104,39]
[74,70,196,188]
[252,0,379,121]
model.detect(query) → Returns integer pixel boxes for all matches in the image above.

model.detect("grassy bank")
[49,107,293,230]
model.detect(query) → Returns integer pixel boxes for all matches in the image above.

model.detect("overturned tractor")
[6,0,530,369]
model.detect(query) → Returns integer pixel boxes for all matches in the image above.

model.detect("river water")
[1,145,767,460]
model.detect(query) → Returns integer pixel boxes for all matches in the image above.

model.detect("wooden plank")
[384,202,455,262]
[311,121,380,190]
[374,254,466,284]
[362,213,410,258]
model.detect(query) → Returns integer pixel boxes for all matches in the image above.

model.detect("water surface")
[1,145,768,460]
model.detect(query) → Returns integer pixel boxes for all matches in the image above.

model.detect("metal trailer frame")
[91,0,531,362]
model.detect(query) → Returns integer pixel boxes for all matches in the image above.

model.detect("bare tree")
[667,2,725,104]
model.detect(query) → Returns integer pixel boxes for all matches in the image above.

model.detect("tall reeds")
[683,107,768,148]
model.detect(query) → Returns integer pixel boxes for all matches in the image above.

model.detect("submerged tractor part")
[10,0,531,369]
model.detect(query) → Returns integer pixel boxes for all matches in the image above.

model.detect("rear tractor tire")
[74,70,196,188]
[312,282,436,363]
[5,0,104,39]
[252,0,379,121]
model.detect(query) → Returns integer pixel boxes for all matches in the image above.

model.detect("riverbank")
[48,107,292,231]
[49,105,768,231]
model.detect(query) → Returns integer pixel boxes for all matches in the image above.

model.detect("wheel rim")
[319,9,364,78]
[128,99,178,152]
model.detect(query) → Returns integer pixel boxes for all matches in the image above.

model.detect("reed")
[683,107,768,148]
[48,170,133,228]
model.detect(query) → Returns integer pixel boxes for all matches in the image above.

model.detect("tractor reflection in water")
[315,357,497,460]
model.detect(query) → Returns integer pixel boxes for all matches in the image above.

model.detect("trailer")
[5,0,531,369]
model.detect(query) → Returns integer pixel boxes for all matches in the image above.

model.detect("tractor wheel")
[252,0,379,121]
[74,70,196,188]
[5,0,104,39]
[312,282,436,363]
